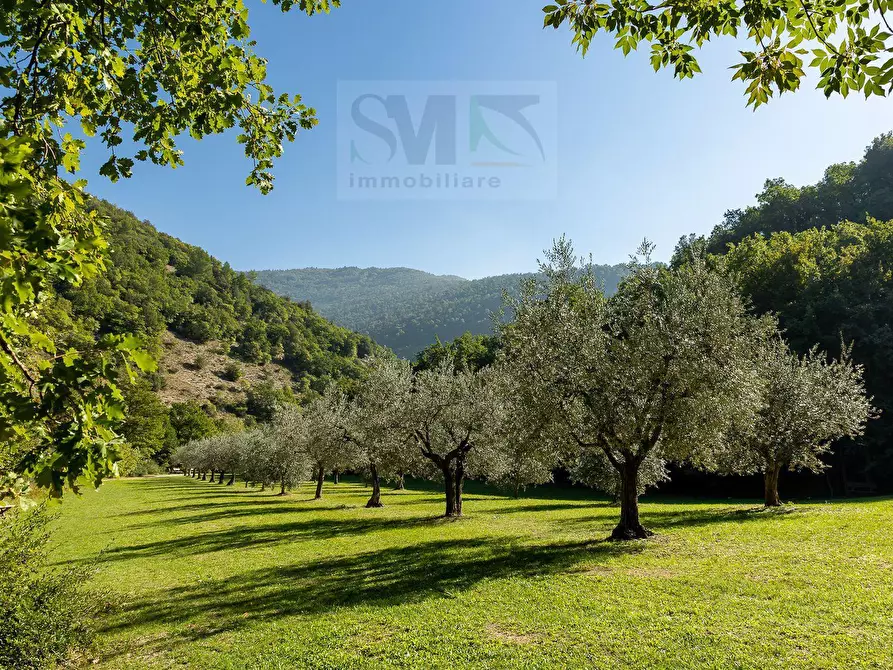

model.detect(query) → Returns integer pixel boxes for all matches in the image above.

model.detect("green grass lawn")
[51,476,892,669]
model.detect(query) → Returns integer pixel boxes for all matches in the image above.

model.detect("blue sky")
[81,0,893,279]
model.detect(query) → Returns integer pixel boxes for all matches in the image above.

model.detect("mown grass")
[50,476,893,669]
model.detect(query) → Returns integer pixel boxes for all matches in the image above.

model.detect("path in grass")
[52,476,893,669]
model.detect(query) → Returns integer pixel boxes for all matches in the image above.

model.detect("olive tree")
[172,441,198,478]
[303,389,357,500]
[199,436,225,483]
[721,339,875,506]
[410,361,505,517]
[503,238,763,539]
[239,429,278,491]
[341,358,419,508]
[269,407,314,495]
[218,434,243,486]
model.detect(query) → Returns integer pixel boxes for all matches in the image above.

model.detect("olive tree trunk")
[394,472,405,490]
[332,469,340,485]
[420,445,468,518]
[764,463,783,507]
[227,472,235,486]
[442,464,457,517]
[610,460,652,540]
[454,457,466,517]
[366,462,383,508]
[314,466,324,500]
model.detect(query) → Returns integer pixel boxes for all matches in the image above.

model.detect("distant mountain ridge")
[254,264,627,358]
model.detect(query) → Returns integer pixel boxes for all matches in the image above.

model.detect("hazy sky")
[81,0,893,279]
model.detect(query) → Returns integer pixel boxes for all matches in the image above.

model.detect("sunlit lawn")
[51,475,893,669]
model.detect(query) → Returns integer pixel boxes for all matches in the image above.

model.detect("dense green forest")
[254,265,628,358]
[41,201,383,473]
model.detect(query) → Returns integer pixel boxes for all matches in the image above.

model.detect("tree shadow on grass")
[87,514,458,563]
[644,504,807,530]
[489,501,613,515]
[118,491,380,527]
[99,535,642,661]
[121,503,335,529]
[558,504,808,535]
[113,478,376,515]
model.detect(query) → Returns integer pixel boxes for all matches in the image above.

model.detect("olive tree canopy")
[410,361,506,517]
[341,358,420,508]
[720,338,875,505]
[503,238,764,539]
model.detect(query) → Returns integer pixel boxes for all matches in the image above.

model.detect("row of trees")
[175,240,875,540]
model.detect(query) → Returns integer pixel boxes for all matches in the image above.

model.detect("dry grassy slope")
[156,331,295,408]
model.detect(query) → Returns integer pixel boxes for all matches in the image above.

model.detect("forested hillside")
[255,265,627,357]
[707,133,893,252]
[45,201,383,472]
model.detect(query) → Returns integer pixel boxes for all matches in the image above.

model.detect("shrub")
[192,353,209,370]
[0,506,102,669]
[149,371,167,391]
[222,361,243,382]
[129,458,166,477]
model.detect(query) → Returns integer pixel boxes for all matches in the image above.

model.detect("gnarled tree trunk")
[332,469,340,485]
[227,472,235,486]
[454,457,466,517]
[394,472,405,490]
[366,462,383,508]
[442,463,457,517]
[611,460,652,540]
[314,465,324,499]
[218,470,227,484]
[764,463,782,507]
[419,440,470,518]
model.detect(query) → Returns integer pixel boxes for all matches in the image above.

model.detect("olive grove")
[172,240,876,540]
